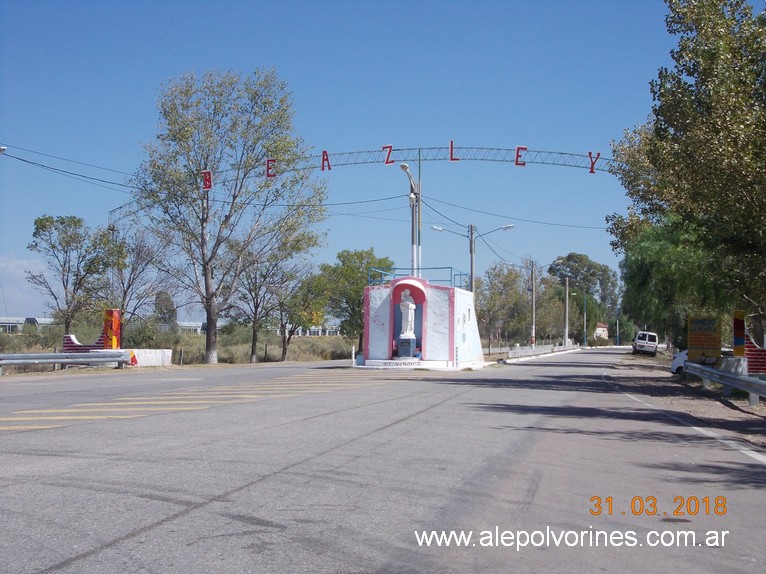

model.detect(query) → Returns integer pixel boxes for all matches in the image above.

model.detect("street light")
[400,163,420,277]
[432,224,514,292]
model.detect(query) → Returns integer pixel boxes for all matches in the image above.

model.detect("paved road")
[1,349,763,573]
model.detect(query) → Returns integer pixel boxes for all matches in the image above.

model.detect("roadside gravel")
[611,349,766,450]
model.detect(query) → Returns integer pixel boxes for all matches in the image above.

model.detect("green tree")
[609,0,766,333]
[548,253,619,312]
[475,262,527,350]
[274,270,327,361]
[535,274,567,344]
[26,215,124,334]
[154,290,177,324]
[132,69,326,363]
[317,249,394,349]
[619,216,734,348]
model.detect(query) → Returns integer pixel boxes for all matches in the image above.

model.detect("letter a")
[322,150,332,171]
[588,152,601,174]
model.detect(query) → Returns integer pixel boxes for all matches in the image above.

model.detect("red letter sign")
[515,146,527,166]
[321,150,332,171]
[201,170,212,190]
[449,140,460,162]
[266,159,277,178]
[382,144,394,165]
[588,152,601,174]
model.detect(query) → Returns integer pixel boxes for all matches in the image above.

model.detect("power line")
[428,197,606,230]
[2,144,608,230]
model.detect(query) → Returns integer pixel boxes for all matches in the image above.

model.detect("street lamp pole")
[564,276,569,345]
[401,163,419,277]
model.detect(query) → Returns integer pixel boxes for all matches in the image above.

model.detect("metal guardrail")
[684,363,765,407]
[0,351,129,376]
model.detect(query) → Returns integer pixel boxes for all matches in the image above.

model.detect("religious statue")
[400,289,416,337]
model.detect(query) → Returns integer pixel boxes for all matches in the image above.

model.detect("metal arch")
[297,146,617,173]
[107,145,617,225]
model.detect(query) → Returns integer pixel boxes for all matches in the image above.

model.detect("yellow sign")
[687,317,721,361]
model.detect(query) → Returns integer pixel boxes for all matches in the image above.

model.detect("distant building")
[1,317,56,334]
[594,322,609,340]
[0,317,25,334]
[272,325,341,337]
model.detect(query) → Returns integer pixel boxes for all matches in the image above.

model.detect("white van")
[632,331,659,357]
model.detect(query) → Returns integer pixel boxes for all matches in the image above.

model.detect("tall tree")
[547,253,619,311]
[318,249,394,349]
[475,262,527,350]
[26,215,124,334]
[132,69,326,363]
[154,290,177,324]
[619,215,734,347]
[274,270,327,361]
[609,0,766,332]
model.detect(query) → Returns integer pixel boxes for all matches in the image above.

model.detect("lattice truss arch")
[109,145,616,224]
[301,146,616,173]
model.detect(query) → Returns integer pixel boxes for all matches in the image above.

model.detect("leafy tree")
[317,249,394,349]
[132,69,326,363]
[226,224,323,363]
[475,262,528,350]
[154,290,177,324]
[619,215,734,348]
[274,270,327,361]
[609,0,766,334]
[26,215,124,334]
[547,253,619,312]
[535,274,567,344]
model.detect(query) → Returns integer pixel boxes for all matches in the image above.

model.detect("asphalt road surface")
[1,349,764,573]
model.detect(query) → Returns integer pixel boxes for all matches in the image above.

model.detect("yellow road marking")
[72,401,243,406]
[15,407,206,413]
[0,425,65,431]
[117,394,265,399]
[0,415,145,421]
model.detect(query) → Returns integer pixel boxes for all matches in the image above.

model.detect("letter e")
[515,146,527,166]
[266,158,277,178]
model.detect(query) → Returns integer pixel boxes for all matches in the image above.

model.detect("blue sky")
[0,0,677,318]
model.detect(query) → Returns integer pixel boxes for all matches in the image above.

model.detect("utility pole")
[564,276,569,345]
[531,264,536,347]
[469,224,476,292]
